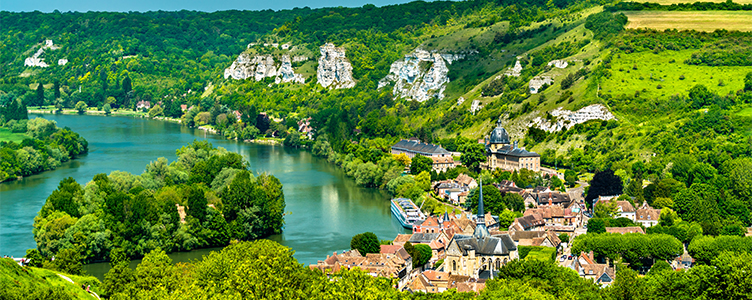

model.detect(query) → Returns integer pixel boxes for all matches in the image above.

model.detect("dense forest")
[31,141,285,264]
[0,116,88,182]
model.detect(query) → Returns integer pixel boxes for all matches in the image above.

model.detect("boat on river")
[391,198,426,229]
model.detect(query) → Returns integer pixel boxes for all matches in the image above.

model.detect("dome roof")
[489,124,510,145]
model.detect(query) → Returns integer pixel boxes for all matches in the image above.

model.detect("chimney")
[513,141,518,148]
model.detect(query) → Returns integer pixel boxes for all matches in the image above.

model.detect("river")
[0,114,408,278]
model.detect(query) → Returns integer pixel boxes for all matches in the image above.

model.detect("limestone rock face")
[24,39,61,68]
[504,58,523,77]
[275,55,305,84]
[224,53,305,84]
[528,76,554,94]
[547,60,568,69]
[317,43,355,89]
[530,104,616,132]
[378,48,465,102]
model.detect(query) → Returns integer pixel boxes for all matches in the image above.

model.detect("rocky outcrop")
[317,43,355,89]
[547,60,568,69]
[275,55,305,84]
[224,53,305,84]
[504,58,523,77]
[24,39,61,68]
[378,48,466,102]
[530,104,616,132]
[529,76,554,94]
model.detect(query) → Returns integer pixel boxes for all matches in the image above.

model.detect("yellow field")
[644,0,752,4]
[623,11,752,32]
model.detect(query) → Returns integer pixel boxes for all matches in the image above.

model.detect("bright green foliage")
[414,244,433,267]
[32,141,285,264]
[459,142,486,173]
[488,259,603,300]
[0,118,88,182]
[350,232,380,255]
[0,258,97,300]
[585,12,628,40]
[74,101,87,114]
[410,154,433,175]
[572,233,683,269]
[467,185,504,215]
[674,183,721,224]
[688,235,752,265]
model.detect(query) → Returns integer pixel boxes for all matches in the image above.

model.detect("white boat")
[391,198,426,229]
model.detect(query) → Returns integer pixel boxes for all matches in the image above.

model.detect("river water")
[0,114,407,278]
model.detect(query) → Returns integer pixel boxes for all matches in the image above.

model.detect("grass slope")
[623,11,752,32]
[0,259,101,300]
[0,127,30,143]
[602,49,749,100]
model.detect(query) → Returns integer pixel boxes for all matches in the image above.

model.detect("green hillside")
[0,258,100,300]
[1,0,751,192]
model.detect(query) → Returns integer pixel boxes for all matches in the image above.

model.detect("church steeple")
[474,179,489,238]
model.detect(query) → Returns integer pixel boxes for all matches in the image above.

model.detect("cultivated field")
[644,0,752,4]
[623,11,752,32]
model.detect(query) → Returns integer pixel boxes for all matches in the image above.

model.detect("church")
[444,184,518,279]
[482,121,541,172]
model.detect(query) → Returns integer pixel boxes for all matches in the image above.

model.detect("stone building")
[482,121,540,172]
[444,185,518,279]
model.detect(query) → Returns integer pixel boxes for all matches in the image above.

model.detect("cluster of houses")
[594,195,662,227]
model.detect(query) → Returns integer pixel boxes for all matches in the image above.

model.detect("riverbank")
[27,107,285,146]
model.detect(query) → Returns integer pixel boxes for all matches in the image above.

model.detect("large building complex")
[482,121,540,172]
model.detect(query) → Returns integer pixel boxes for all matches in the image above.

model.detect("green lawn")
[0,259,100,300]
[0,127,30,143]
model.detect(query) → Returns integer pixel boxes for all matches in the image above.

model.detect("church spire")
[474,179,489,238]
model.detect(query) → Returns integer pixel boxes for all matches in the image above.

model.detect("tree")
[594,200,618,218]
[350,232,380,255]
[102,248,134,297]
[502,192,525,212]
[585,169,623,208]
[103,103,112,115]
[498,209,517,229]
[53,81,61,99]
[674,183,720,223]
[414,244,432,267]
[410,154,432,175]
[35,83,44,106]
[560,73,575,89]
[75,101,87,114]
[393,153,411,166]
[564,169,577,187]
[625,175,644,203]
[185,185,208,222]
[148,104,164,118]
[468,185,505,215]
[283,131,301,148]
[52,248,83,275]
[587,218,606,234]
[658,208,680,227]
[558,233,570,244]
[459,142,486,172]
[122,74,132,95]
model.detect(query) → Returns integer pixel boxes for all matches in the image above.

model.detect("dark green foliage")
[587,218,606,233]
[564,169,577,187]
[674,183,721,223]
[459,142,486,173]
[688,235,752,264]
[467,185,505,215]
[350,232,380,255]
[33,141,284,263]
[572,233,683,269]
[560,73,576,89]
[584,12,628,40]
[414,244,433,267]
[489,259,603,299]
[410,154,433,175]
[585,170,623,207]
[51,248,83,276]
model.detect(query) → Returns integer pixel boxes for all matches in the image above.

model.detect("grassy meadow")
[0,127,29,143]
[623,11,752,32]
[601,49,750,100]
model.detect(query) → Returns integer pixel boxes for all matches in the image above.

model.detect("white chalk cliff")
[224,53,305,84]
[317,43,355,89]
[24,39,63,68]
[530,104,616,132]
[378,48,465,102]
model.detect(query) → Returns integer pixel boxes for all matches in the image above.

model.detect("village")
[308,121,686,294]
